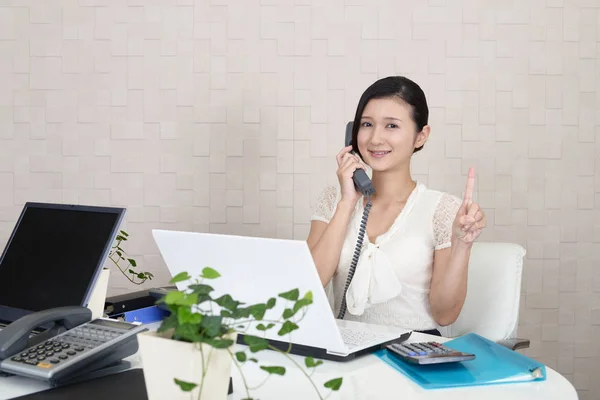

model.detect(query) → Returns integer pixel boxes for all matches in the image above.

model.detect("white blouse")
[310,181,463,331]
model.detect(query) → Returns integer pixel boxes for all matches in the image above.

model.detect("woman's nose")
[370,126,385,144]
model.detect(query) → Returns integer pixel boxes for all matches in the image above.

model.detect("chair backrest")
[436,242,526,342]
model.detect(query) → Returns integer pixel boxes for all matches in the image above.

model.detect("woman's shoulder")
[311,184,341,223]
[418,183,463,211]
[416,184,463,250]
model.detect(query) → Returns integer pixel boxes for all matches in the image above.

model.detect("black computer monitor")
[0,202,126,325]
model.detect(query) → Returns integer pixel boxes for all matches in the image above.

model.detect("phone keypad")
[8,325,124,369]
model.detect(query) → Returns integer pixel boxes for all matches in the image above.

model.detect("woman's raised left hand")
[453,167,486,244]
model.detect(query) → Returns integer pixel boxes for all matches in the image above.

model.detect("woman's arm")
[429,241,472,326]
[307,199,355,286]
[429,167,486,326]
[307,147,367,286]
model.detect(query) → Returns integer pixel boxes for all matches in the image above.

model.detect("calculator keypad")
[389,341,452,357]
[386,340,475,365]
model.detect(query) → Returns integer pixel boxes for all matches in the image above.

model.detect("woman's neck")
[371,167,416,203]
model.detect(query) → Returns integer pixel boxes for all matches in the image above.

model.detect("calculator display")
[90,319,137,330]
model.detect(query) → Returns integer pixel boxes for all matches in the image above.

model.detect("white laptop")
[151,229,411,361]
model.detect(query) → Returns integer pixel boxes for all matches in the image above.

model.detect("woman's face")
[356,97,429,173]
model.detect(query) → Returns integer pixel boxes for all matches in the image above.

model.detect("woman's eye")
[361,122,372,127]
[387,123,398,129]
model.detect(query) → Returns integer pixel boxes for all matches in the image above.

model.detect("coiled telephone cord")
[337,196,372,320]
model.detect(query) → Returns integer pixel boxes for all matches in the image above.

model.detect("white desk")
[0,332,578,400]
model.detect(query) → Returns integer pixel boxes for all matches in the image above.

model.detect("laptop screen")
[0,203,125,323]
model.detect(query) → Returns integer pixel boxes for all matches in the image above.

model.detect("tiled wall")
[0,1,599,398]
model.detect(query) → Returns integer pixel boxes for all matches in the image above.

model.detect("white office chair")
[436,242,530,351]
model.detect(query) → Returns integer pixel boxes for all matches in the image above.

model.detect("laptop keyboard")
[339,327,386,347]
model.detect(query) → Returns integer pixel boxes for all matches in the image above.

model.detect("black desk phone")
[0,305,147,386]
[337,121,375,319]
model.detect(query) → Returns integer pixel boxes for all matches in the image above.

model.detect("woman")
[306,76,486,336]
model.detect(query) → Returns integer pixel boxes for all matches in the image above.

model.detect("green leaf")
[137,273,146,279]
[229,307,251,319]
[324,377,343,391]
[128,269,136,275]
[277,320,299,336]
[189,284,214,296]
[266,298,276,309]
[256,323,275,331]
[203,338,234,349]
[116,251,122,257]
[248,358,258,363]
[214,294,241,310]
[128,258,137,267]
[116,235,126,241]
[157,314,177,332]
[120,230,129,237]
[164,291,184,305]
[164,291,198,306]
[200,315,222,337]
[282,308,294,319]
[201,267,221,279]
[248,304,266,320]
[177,307,203,325]
[173,324,202,342]
[236,351,247,362]
[305,357,323,368]
[278,289,299,301]
[243,335,269,352]
[170,272,191,284]
[293,298,312,314]
[174,378,197,392]
[282,292,313,319]
[260,366,285,376]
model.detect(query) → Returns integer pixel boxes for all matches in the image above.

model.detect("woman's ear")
[414,125,430,149]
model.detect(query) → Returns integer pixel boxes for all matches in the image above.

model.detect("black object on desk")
[11,369,234,399]
[0,202,126,327]
[104,286,177,317]
[12,369,148,400]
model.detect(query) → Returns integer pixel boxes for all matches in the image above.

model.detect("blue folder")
[375,332,546,389]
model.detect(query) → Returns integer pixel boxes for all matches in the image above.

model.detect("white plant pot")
[137,330,235,400]
[87,268,110,319]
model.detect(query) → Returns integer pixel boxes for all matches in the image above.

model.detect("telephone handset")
[0,306,146,386]
[338,122,375,320]
[344,121,375,197]
[0,306,92,360]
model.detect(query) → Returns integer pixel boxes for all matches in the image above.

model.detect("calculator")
[0,318,147,386]
[386,341,475,365]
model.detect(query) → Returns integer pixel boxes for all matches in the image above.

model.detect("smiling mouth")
[369,150,391,158]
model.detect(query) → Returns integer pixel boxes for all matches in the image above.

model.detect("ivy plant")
[108,230,154,285]
[156,267,343,400]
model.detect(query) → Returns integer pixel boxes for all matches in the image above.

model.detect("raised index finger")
[464,167,475,204]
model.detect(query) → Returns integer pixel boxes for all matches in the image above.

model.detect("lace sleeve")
[433,193,462,250]
[310,185,339,224]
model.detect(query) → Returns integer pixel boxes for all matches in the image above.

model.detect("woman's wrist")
[451,238,473,252]
[336,198,357,215]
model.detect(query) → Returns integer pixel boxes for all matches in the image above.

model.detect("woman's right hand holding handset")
[336,145,366,208]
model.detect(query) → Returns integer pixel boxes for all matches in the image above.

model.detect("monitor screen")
[0,203,124,321]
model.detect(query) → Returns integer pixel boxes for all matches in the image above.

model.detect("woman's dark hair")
[351,76,429,156]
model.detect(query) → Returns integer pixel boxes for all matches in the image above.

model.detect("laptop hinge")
[326,350,349,356]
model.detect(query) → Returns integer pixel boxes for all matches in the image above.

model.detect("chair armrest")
[496,338,530,351]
